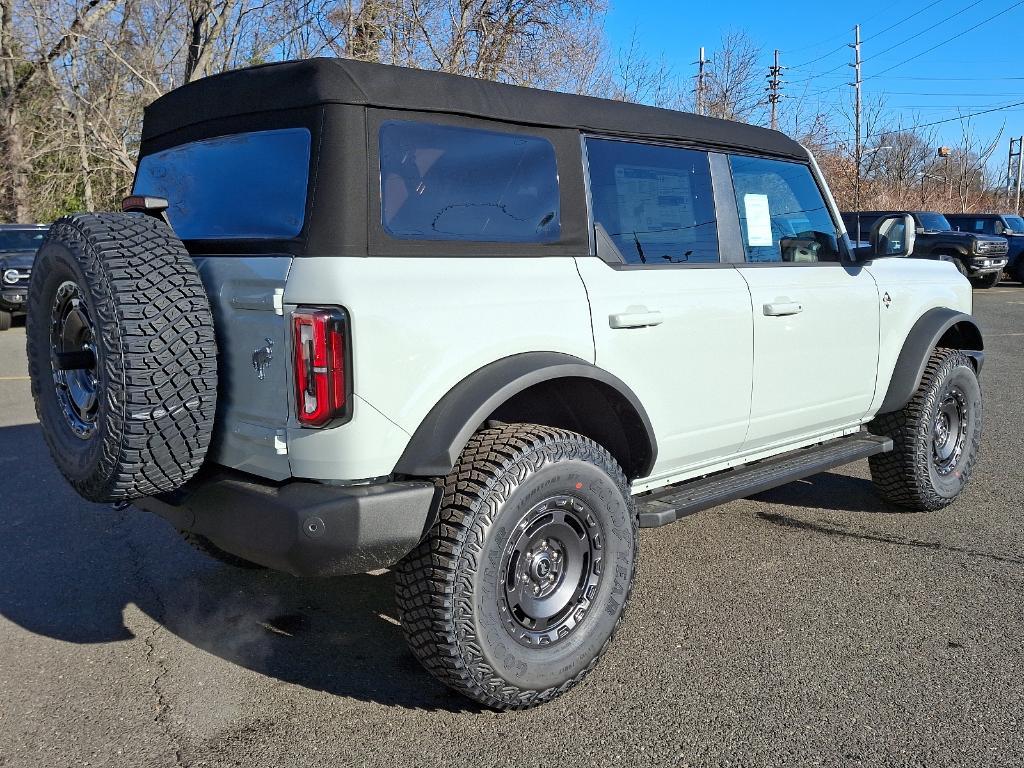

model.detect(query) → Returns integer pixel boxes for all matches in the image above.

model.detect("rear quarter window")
[379,121,560,243]
[133,128,311,239]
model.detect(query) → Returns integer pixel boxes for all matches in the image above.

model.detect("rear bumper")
[136,470,437,577]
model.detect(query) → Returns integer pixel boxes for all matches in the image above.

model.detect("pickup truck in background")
[945,212,1024,284]
[842,210,1008,288]
[0,224,48,330]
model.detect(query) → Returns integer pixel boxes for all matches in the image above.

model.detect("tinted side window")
[134,128,311,239]
[585,138,719,265]
[729,155,840,263]
[379,121,560,243]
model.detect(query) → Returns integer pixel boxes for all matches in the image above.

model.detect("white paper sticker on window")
[743,193,773,247]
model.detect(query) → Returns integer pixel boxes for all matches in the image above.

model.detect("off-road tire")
[951,257,970,279]
[0,310,11,331]
[395,424,638,710]
[972,271,1000,289]
[868,348,982,511]
[26,213,218,503]
[181,532,266,569]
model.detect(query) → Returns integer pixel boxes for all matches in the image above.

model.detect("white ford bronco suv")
[26,59,984,710]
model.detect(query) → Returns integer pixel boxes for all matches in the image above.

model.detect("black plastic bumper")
[136,470,438,577]
[0,287,27,312]
[968,256,1008,275]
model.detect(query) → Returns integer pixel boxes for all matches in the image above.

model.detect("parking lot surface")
[1,287,1022,768]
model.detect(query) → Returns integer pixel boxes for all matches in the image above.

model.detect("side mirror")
[869,213,916,258]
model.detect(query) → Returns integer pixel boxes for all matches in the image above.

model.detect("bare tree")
[703,30,762,122]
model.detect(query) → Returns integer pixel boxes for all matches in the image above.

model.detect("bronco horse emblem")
[252,338,274,380]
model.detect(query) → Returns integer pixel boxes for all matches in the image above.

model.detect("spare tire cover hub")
[50,280,99,439]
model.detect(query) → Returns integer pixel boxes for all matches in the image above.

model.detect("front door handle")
[763,301,803,317]
[609,309,664,329]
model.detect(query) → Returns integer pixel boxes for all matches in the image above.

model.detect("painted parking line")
[0,376,29,381]
[987,332,1024,337]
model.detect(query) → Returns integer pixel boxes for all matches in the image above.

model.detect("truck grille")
[977,240,1008,255]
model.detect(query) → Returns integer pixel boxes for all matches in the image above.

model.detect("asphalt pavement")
[0,287,1021,768]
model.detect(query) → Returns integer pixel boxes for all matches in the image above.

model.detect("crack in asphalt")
[115,509,189,768]
[757,510,1024,567]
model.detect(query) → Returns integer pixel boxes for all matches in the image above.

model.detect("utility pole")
[1017,139,1024,214]
[849,24,862,211]
[767,49,783,131]
[1007,136,1023,213]
[694,47,708,116]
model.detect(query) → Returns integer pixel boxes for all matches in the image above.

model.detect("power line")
[879,75,1024,81]
[782,42,847,71]
[860,1,976,64]
[790,0,976,84]
[789,0,1021,93]
[786,0,943,68]
[784,0,898,59]
[865,0,1024,80]
[862,0,947,43]
[879,91,1024,96]
[787,1,964,82]
[818,97,1024,147]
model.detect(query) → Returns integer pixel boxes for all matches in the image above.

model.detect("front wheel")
[0,310,11,331]
[868,348,982,511]
[395,424,638,710]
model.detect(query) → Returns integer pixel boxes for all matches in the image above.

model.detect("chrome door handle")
[609,310,664,329]
[763,301,803,317]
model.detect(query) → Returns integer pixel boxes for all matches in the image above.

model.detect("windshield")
[1004,216,1024,233]
[0,228,46,252]
[917,213,952,232]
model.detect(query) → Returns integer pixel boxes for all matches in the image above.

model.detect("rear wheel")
[395,424,638,710]
[26,213,218,502]
[868,348,982,511]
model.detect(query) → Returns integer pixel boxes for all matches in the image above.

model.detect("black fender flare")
[393,352,657,478]
[878,308,984,414]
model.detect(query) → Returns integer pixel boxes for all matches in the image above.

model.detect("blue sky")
[604,0,1024,169]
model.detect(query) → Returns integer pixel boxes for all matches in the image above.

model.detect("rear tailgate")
[194,255,292,479]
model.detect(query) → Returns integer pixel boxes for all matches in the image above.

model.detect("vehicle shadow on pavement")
[750,471,892,513]
[0,423,477,712]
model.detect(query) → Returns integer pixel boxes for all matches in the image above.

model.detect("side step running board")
[637,433,893,528]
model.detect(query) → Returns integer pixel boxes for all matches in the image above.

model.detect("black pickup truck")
[945,212,1024,284]
[842,211,1008,287]
[0,224,48,329]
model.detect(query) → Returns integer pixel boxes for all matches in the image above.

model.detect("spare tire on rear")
[26,213,217,502]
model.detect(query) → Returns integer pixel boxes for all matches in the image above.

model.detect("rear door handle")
[763,301,803,317]
[609,310,664,329]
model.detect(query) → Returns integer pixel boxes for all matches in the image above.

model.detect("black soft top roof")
[142,58,807,161]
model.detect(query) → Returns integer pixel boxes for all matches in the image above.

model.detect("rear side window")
[134,128,311,240]
[729,155,840,263]
[379,121,560,243]
[585,138,719,265]
[952,217,995,234]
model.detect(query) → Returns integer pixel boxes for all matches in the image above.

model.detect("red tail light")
[292,307,351,427]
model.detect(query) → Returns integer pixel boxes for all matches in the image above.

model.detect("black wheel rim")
[50,280,99,439]
[498,494,605,647]
[932,385,968,475]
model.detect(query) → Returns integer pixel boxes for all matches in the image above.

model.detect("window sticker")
[743,193,773,247]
